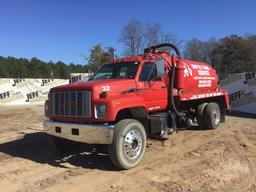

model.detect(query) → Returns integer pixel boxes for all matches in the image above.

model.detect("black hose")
[170,61,185,117]
[154,43,181,58]
[148,43,184,117]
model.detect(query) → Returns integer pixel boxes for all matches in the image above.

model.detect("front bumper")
[43,118,114,144]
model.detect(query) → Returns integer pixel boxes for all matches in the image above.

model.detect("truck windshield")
[88,62,139,81]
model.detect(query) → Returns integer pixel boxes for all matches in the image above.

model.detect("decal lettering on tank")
[183,63,193,77]
[198,80,212,87]
[190,64,213,87]
[190,92,223,100]
[191,64,210,76]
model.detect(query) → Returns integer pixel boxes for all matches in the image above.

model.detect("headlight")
[95,104,107,118]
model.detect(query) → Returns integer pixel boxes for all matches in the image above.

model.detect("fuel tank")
[174,59,218,91]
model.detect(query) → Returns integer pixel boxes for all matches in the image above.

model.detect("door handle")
[161,85,167,89]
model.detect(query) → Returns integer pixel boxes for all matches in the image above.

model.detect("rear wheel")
[48,136,81,154]
[196,103,208,129]
[108,119,146,169]
[205,102,221,129]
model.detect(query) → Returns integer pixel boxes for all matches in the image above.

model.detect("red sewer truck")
[44,44,229,169]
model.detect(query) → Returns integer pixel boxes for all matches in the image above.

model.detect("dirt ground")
[0,105,255,192]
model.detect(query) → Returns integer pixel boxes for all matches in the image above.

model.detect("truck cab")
[44,44,229,169]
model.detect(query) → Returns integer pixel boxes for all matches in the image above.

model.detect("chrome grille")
[49,91,91,117]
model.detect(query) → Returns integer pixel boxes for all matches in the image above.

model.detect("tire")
[108,119,147,169]
[205,102,221,129]
[48,135,81,154]
[196,103,208,129]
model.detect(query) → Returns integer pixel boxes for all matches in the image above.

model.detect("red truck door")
[137,59,168,112]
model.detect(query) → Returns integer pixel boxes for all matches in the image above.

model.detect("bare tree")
[120,20,183,56]
[144,22,161,47]
[183,38,217,63]
[119,20,144,56]
[205,37,218,67]
[246,35,256,71]
[159,32,183,49]
[184,38,204,61]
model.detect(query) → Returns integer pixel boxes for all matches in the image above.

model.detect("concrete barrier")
[70,73,92,83]
[0,78,68,105]
[219,72,256,115]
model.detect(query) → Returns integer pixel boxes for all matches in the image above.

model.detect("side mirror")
[156,59,165,79]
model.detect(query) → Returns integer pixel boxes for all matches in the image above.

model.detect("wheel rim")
[213,110,220,125]
[123,129,142,159]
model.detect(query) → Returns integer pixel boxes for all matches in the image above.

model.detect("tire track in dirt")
[218,132,256,192]
[137,133,223,172]
[16,167,92,192]
[120,132,225,191]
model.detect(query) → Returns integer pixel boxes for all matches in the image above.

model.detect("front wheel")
[108,119,147,169]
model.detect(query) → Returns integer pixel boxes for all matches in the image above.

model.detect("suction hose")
[169,59,185,117]
[148,43,185,117]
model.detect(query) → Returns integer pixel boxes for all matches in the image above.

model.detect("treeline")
[184,35,256,74]
[0,19,255,78]
[0,57,87,79]
[0,45,115,79]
